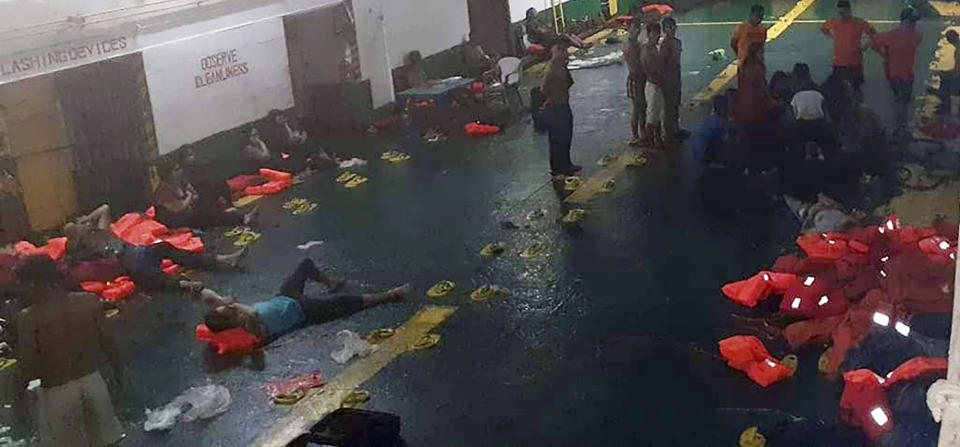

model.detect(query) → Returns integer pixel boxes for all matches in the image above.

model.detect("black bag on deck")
[287,408,402,447]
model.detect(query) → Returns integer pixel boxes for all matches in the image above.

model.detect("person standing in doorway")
[661,17,686,144]
[541,43,582,177]
[15,256,125,447]
[624,19,646,146]
[821,0,876,93]
[870,8,922,137]
[731,5,767,65]
[642,22,666,151]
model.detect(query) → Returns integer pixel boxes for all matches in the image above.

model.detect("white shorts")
[645,82,665,124]
[37,371,123,447]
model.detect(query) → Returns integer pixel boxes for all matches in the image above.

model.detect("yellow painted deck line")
[931,1,960,17]
[253,305,458,447]
[691,0,818,103]
[564,156,629,203]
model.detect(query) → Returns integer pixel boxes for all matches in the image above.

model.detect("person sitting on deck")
[240,125,275,174]
[524,7,591,50]
[62,208,246,291]
[258,110,333,173]
[690,95,734,167]
[152,162,257,230]
[464,37,500,83]
[401,51,430,90]
[199,258,409,343]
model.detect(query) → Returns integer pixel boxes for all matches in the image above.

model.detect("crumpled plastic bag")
[144,384,231,431]
[331,330,378,364]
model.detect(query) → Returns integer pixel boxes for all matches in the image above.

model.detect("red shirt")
[822,18,876,67]
[732,23,768,63]
[871,26,922,81]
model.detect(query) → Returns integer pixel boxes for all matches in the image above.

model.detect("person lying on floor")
[199,258,409,342]
[62,213,245,291]
[783,193,863,233]
[153,161,257,230]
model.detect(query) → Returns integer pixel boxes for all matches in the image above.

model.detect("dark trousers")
[938,75,960,114]
[663,80,681,138]
[832,65,865,91]
[119,242,218,291]
[543,104,574,174]
[160,206,242,230]
[794,119,833,154]
[279,259,363,323]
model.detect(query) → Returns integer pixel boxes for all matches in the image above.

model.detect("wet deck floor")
[0,0,949,445]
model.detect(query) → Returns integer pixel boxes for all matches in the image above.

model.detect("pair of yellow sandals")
[336,171,370,188]
[380,151,412,163]
[283,198,318,215]
[225,226,262,247]
[480,241,544,259]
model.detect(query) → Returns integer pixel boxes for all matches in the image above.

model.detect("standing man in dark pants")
[661,17,686,145]
[870,8,922,137]
[821,0,876,93]
[541,43,582,177]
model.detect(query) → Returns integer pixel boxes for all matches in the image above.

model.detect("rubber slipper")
[272,388,307,406]
[520,242,544,259]
[526,209,547,221]
[597,154,618,167]
[341,390,371,408]
[426,280,456,298]
[388,153,411,163]
[470,285,507,302]
[564,176,583,191]
[625,154,648,168]
[561,209,586,224]
[739,426,766,447]
[410,333,441,351]
[480,242,507,257]
[365,328,396,344]
[336,172,358,183]
[781,354,798,376]
[0,358,17,370]
[105,309,120,319]
[344,176,368,189]
[599,179,615,192]
[225,226,250,238]
[380,151,399,160]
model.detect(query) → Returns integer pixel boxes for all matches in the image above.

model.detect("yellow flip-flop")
[597,154,618,167]
[781,354,798,376]
[272,388,307,406]
[105,309,120,319]
[625,154,648,168]
[564,176,583,192]
[739,426,766,447]
[471,285,507,302]
[341,390,371,408]
[0,358,17,370]
[520,242,544,259]
[410,333,441,351]
[388,153,411,163]
[365,328,396,344]
[225,226,250,238]
[561,209,586,224]
[344,176,369,189]
[480,242,507,257]
[381,151,398,160]
[426,280,456,298]
[336,172,358,183]
[526,209,547,221]
[599,179,616,193]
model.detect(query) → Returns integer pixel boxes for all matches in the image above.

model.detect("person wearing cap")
[821,1,876,92]
[731,4,767,65]
[870,8,922,136]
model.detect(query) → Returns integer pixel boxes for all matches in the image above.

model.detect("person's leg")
[278,258,341,299]
[892,80,913,134]
[299,284,410,325]
[646,83,665,149]
[37,379,87,447]
[628,76,646,143]
[75,204,112,230]
[663,83,681,142]
[546,105,574,175]
[152,242,245,271]
[558,104,575,172]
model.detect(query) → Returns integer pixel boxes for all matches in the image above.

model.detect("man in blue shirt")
[690,94,733,166]
[200,259,409,341]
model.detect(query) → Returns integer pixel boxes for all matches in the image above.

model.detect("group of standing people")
[692,1,923,177]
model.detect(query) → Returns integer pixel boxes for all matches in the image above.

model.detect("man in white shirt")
[790,63,830,160]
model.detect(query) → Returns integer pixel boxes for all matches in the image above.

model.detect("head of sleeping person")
[204,305,243,332]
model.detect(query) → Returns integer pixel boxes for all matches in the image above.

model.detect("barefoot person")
[624,19,646,146]
[660,17,685,144]
[153,162,256,230]
[641,22,666,150]
[199,258,409,343]
[541,43,582,176]
[870,8,922,137]
[821,0,876,93]
[15,256,125,447]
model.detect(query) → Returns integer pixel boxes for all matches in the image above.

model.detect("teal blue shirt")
[253,296,305,338]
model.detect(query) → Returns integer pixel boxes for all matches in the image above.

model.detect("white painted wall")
[0,0,173,32]
[508,0,549,23]
[142,17,295,154]
[380,0,470,68]
[353,0,394,108]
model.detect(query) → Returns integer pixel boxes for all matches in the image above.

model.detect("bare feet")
[179,280,205,294]
[386,284,412,303]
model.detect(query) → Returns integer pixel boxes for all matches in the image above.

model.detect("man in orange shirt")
[731,5,767,65]
[821,1,876,92]
[870,8,922,136]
